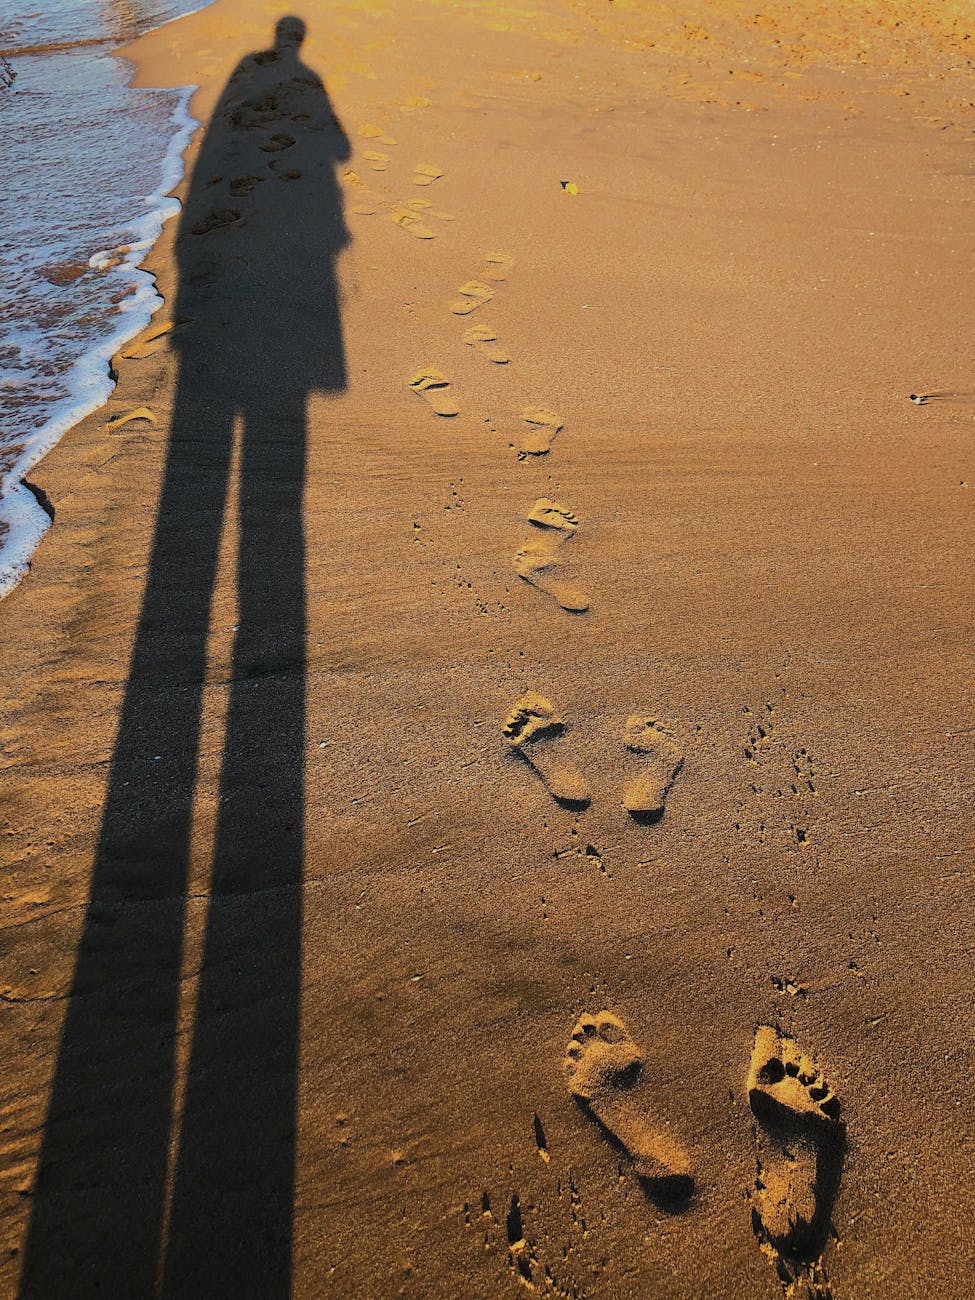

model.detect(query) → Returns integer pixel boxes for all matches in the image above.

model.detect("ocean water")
[0,0,209,599]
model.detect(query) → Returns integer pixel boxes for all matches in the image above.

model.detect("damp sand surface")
[1,1,973,1296]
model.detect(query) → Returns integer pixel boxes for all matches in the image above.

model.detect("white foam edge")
[0,82,199,602]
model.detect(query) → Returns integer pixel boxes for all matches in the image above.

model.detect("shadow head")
[275,16,306,49]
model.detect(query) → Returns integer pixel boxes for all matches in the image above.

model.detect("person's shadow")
[20,18,348,1298]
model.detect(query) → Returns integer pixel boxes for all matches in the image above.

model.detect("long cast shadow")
[20,18,348,1297]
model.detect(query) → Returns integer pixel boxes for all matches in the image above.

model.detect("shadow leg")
[19,381,234,1298]
[163,390,307,1298]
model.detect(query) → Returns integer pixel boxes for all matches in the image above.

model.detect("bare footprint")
[503,693,590,808]
[518,406,563,457]
[191,208,241,236]
[105,407,155,429]
[408,368,458,416]
[748,1026,845,1278]
[363,149,389,172]
[463,324,509,365]
[413,163,444,187]
[450,280,494,316]
[260,132,296,152]
[564,1012,693,1200]
[392,206,437,239]
[621,716,683,822]
[514,544,589,613]
[482,251,514,282]
[119,319,184,360]
[409,197,453,222]
[358,122,396,145]
[514,500,588,613]
[528,498,577,531]
[351,195,382,216]
[228,174,265,196]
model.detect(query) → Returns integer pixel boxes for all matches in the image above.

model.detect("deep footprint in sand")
[518,406,563,457]
[528,498,577,532]
[564,1012,693,1199]
[463,324,509,365]
[748,1027,845,1272]
[503,693,590,808]
[408,368,459,416]
[514,500,588,613]
[621,716,684,821]
[450,280,494,316]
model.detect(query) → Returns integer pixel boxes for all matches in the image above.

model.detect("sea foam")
[0,2,203,600]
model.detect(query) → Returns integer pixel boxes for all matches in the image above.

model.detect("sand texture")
[2,1,974,1296]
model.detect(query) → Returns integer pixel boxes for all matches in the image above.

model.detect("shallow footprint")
[105,406,155,429]
[119,319,183,359]
[450,280,494,316]
[408,368,458,417]
[482,251,514,282]
[463,324,509,365]
[621,716,683,822]
[515,497,586,611]
[564,1012,693,1199]
[514,535,588,614]
[409,197,453,222]
[351,194,381,215]
[748,1026,845,1274]
[518,406,563,457]
[229,174,264,196]
[503,692,590,808]
[191,208,241,236]
[413,163,444,187]
[363,149,389,172]
[358,122,396,145]
[392,207,436,239]
[260,132,296,152]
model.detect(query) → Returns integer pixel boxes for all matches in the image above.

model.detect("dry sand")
[2,1,974,1296]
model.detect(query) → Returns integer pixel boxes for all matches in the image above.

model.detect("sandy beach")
[2,1,974,1295]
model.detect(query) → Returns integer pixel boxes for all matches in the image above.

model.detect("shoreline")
[2,1,974,1295]
[0,1,208,600]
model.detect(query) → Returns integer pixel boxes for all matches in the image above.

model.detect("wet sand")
[2,1,974,1296]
